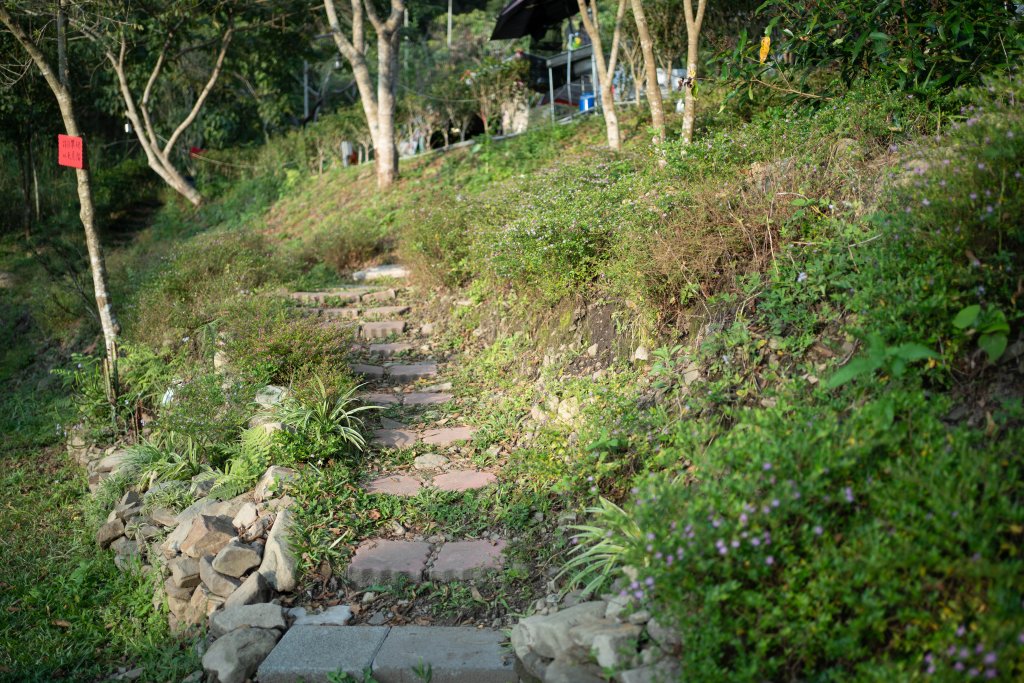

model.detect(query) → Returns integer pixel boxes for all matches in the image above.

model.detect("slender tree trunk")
[681,0,707,146]
[324,0,404,190]
[629,0,664,144]
[30,135,40,223]
[375,27,400,187]
[577,0,626,152]
[0,5,121,404]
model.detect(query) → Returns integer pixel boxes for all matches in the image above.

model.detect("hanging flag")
[759,36,771,64]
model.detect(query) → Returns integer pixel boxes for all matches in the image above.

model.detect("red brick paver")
[431,470,496,492]
[428,540,506,581]
[347,539,430,586]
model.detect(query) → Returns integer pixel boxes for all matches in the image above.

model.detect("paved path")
[261,265,511,681]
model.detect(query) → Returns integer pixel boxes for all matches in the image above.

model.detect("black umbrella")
[490,0,579,41]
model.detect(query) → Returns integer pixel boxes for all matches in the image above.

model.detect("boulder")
[255,385,289,408]
[200,555,241,599]
[223,571,271,609]
[184,585,212,626]
[149,507,178,528]
[164,576,196,601]
[95,450,130,474]
[179,515,236,559]
[569,621,641,669]
[212,540,262,578]
[111,538,142,570]
[209,603,286,638]
[253,466,298,503]
[258,508,297,592]
[231,502,259,530]
[169,556,202,588]
[201,627,280,683]
[544,658,604,683]
[167,594,190,618]
[96,519,125,549]
[646,618,681,650]
[511,601,608,660]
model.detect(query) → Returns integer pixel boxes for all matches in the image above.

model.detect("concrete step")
[353,264,410,282]
[364,470,497,497]
[360,321,407,340]
[258,625,514,682]
[363,305,411,318]
[358,391,455,407]
[371,426,476,449]
[367,342,417,357]
[347,538,506,587]
[352,361,439,383]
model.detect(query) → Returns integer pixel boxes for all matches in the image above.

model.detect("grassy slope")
[1,75,1022,681]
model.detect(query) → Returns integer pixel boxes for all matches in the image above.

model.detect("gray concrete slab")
[258,624,390,683]
[372,626,516,683]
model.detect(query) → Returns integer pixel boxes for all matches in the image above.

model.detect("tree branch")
[162,24,234,157]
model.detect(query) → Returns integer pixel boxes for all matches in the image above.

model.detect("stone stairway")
[250,266,516,682]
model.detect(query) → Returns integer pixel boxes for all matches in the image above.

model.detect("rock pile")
[92,463,299,635]
[68,429,131,493]
[510,597,681,683]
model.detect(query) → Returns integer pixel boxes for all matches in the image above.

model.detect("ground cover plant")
[1,24,1023,682]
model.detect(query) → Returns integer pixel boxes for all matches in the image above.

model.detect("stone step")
[363,305,410,318]
[258,624,514,683]
[360,288,398,304]
[364,470,496,497]
[353,264,410,282]
[351,361,439,383]
[347,538,506,587]
[367,342,416,357]
[290,288,372,305]
[370,426,476,449]
[360,321,406,340]
[358,391,455,407]
[300,306,360,320]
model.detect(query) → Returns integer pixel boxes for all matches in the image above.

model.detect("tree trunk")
[375,27,400,188]
[626,0,667,144]
[577,0,626,152]
[681,0,707,146]
[0,5,120,404]
[30,135,41,223]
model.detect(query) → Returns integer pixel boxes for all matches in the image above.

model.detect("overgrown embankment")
[2,75,1022,681]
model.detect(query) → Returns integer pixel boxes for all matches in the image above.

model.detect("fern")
[210,426,275,499]
[121,432,207,490]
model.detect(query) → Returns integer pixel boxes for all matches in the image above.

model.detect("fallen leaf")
[52,619,71,628]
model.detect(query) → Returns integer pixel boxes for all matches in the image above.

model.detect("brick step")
[347,538,506,587]
[371,425,475,449]
[365,470,496,496]
[351,361,438,382]
[258,625,514,683]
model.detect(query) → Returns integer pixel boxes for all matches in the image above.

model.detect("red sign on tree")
[58,134,86,169]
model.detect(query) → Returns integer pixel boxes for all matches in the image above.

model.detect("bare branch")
[162,24,234,157]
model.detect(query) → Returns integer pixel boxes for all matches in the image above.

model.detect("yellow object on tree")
[759,35,771,64]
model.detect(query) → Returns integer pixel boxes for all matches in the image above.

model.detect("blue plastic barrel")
[580,93,596,112]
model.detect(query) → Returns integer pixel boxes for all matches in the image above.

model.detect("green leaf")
[952,305,981,329]
[889,343,939,362]
[979,333,1007,363]
[868,32,890,41]
[825,356,876,388]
